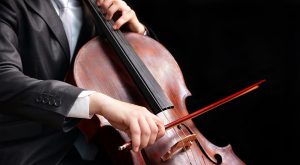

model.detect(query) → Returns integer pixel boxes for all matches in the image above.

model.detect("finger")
[105,3,119,20]
[129,119,141,152]
[153,115,165,139]
[138,117,151,149]
[113,9,135,30]
[99,0,113,14]
[146,116,159,145]
[157,121,165,139]
[105,0,127,20]
[96,0,105,6]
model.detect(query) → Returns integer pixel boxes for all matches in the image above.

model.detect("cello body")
[70,31,245,164]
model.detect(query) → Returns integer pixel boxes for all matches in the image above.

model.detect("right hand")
[89,92,165,152]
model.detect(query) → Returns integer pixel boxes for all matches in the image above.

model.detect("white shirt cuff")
[67,90,96,119]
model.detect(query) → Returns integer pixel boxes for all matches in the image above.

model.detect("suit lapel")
[25,0,71,60]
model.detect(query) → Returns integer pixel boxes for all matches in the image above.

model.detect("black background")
[127,0,300,164]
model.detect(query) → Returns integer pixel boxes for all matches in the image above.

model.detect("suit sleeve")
[0,1,83,131]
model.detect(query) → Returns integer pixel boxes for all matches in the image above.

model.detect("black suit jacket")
[0,0,96,164]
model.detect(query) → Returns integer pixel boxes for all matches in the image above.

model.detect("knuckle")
[143,129,151,137]
[116,1,126,6]
[149,140,155,145]
[131,112,139,119]
[152,125,158,133]
[130,10,136,15]
[141,107,149,113]
[157,119,164,126]
[158,129,165,138]
[113,0,125,8]
[122,0,127,4]
[141,142,148,148]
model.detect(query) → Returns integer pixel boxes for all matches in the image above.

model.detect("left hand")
[96,0,146,34]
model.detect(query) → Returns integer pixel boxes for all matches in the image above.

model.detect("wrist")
[89,92,108,116]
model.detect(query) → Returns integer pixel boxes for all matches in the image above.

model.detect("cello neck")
[83,0,174,113]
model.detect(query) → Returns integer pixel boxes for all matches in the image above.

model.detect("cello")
[67,0,254,164]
